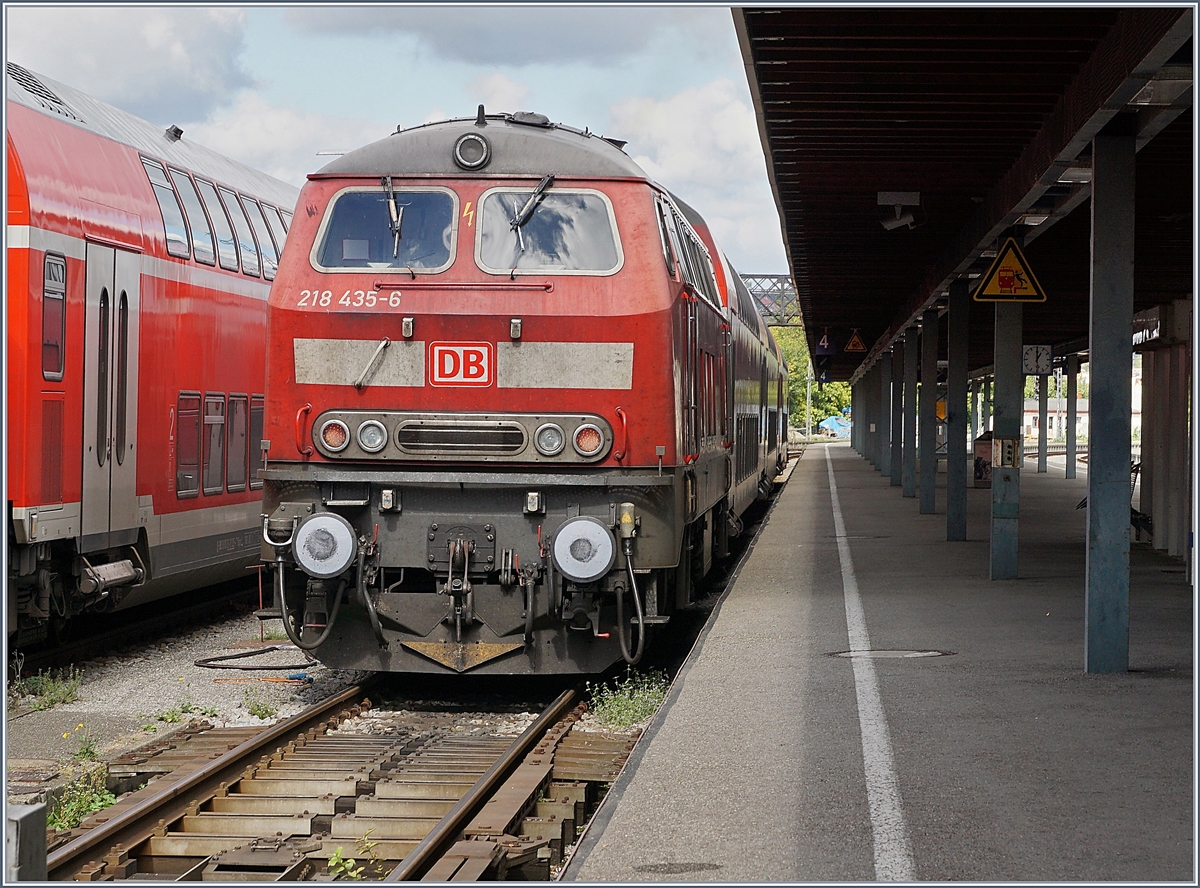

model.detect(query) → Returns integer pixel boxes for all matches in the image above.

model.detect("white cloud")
[6,7,253,124]
[286,7,725,66]
[609,79,786,272]
[466,72,531,114]
[185,92,385,188]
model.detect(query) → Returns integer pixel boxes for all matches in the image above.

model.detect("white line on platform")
[825,445,916,881]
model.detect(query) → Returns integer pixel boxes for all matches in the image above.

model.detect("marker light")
[453,133,491,170]
[534,423,566,457]
[573,423,604,457]
[357,420,387,453]
[320,419,350,452]
[552,516,616,583]
[292,512,357,579]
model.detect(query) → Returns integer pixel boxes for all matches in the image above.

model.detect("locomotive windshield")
[477,188,621,274]
[313,187,456,272]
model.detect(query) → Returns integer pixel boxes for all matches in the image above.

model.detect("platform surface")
[564,441,1193,882]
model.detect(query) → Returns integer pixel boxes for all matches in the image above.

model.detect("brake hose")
[617,540,646,665]
[278,564,346,651]
[357,547,388,648]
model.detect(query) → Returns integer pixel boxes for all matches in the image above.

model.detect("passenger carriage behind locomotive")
[259,109,786,674]
[6,64,299,645]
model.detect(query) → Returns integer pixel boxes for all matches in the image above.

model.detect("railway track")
[47,684,637,881]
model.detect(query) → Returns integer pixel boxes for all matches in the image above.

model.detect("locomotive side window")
[280,210,292,232]
[42,253,66,381]
[249,395,264,490]
[221,187,261,277]
[142,159,190,259]
[177,393,201,497]
[202,394,226,495]
[263,205,288,252]
[226,394,248,492]
[195,178,240,272]
[477,187,622,275]
[168,168,216,266]
[241,197,278,280]
[313,187,456,272]
[655,200,676,278]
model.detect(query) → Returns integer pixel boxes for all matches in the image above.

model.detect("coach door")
[81,244,140,548]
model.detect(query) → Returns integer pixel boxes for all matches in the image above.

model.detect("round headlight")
[453,133,491,170]
[292,512,357,579]
[534,422,566,457]
[552,516,616,584]
[573,423,605,457]
[320,419,350,453]
[357,420,387,453]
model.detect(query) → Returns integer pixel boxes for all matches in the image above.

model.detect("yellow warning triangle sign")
[845,330,867,352]
[972,237,1047,303]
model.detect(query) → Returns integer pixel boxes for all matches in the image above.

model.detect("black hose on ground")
[194,645,311,671]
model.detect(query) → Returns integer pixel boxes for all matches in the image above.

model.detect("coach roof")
[314,112,649,180]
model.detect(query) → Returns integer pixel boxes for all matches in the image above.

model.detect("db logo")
[429,341,493,386]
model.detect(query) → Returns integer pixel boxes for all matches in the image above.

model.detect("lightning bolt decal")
[463,201,474,227]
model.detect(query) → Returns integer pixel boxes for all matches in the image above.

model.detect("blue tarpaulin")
[818,416,851,438]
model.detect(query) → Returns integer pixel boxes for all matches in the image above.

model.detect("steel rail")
[46,680,375,880]
[384,688,578,881]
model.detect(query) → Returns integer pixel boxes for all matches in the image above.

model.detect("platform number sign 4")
[1022,344,1052,376]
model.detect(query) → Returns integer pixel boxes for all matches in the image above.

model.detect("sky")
[5,4,788,273]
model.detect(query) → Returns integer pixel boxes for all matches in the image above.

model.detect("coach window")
[42,253,66,381]
[202,394,226,495]
[264,205,288,252]
[177,393,201,497]
[221,187,261,277]
[477,187,621,275]
[313,187,456,272]
[142,159,190,259]
[169,169,216,266]
[226,395,248,492]
[241,196,278,280]
[195,179,240,272]
[249,395,265,490]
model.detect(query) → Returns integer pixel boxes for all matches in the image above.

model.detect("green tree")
[771,326,853,431]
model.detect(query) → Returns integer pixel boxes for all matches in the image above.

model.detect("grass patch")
[10,664,83,712]
[586,668,669,728]
[243,688,277,720]
[47,766,116,831]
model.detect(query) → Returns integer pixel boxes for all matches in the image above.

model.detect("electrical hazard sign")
[972,237,1047,303]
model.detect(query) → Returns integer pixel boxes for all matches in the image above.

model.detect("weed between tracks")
[47,765,116,831]
[586,668,669,727]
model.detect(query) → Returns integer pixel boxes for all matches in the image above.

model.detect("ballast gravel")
[8,612,367,772]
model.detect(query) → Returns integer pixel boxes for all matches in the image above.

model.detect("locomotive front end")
[259,114,687,674]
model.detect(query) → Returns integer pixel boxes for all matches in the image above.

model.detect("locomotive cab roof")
[313,111,649,180]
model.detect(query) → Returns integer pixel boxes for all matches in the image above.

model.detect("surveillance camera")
[881,209,915,231]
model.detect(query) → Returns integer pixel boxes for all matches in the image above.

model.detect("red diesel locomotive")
[259,109,786,674]
[6,64,299,645]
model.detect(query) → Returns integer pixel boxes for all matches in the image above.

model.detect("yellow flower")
[62,732,69,739]
[76,723,84,730]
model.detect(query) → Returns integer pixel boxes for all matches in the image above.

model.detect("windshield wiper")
[382,176,404,258]
[510,173,555,253]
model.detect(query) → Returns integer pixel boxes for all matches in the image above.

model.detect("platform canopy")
[735,8,1193,381]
